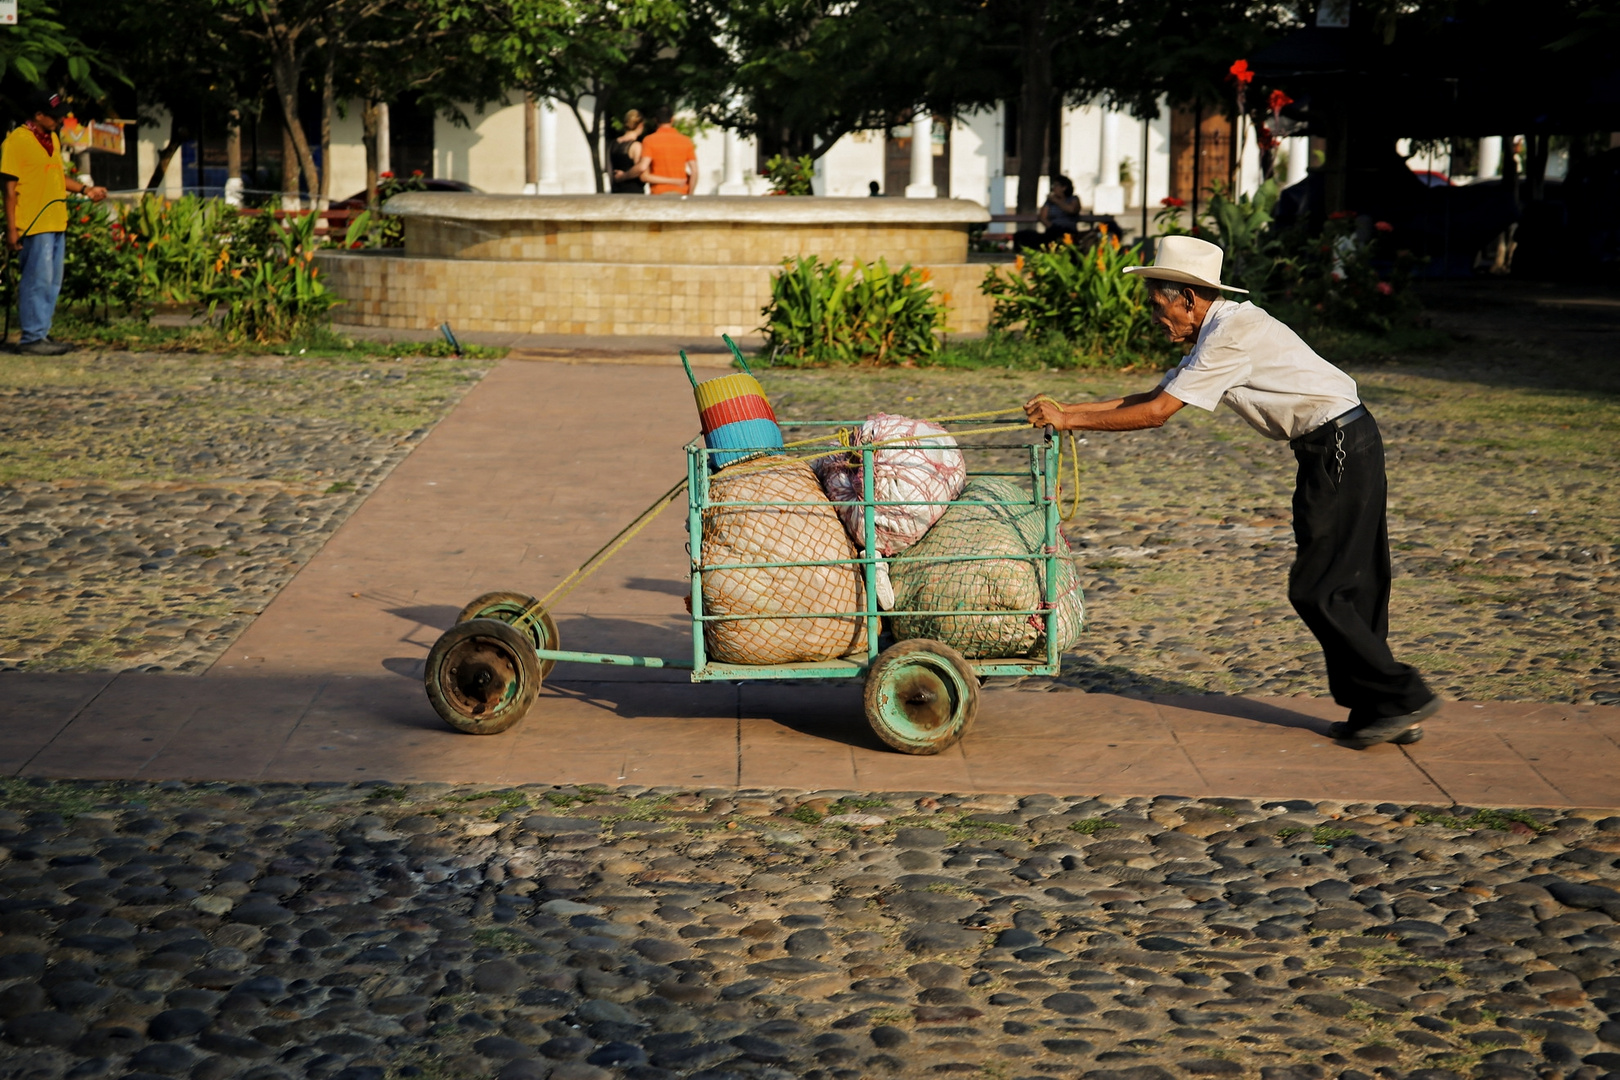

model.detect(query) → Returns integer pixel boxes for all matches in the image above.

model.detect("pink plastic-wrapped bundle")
[815,413,967,557]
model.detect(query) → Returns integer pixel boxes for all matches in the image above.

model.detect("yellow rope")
[515,398,1082,622]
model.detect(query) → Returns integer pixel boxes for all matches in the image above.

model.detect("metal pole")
[1140,110,1150,245]
[861,444,880,663]
[688,444,708,680]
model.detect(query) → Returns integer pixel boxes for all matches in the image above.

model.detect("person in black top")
[1015,176,1084,250]
[610,110,649,194]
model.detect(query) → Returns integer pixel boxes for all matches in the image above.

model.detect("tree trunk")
[524,92,538,189]
[1015,0,1052,214]
[226,110,242,182]
[318,45,335,208]
[146,122,187,190]
[362,99,381,211]
[269,51,320,208]
[282,112,301,209]
[1526,132,1549,204]
[566,89,610,194]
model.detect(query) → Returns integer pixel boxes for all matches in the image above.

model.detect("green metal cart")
[423,421,1073,755]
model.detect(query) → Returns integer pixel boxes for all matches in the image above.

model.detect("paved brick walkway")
[4,358,1617,806]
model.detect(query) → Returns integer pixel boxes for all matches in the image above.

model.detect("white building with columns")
[136,94,1486,214]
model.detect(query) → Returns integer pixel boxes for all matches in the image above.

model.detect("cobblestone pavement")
[2,782,1619,1080]
[762,287,1620,707]
[0,352,488,673]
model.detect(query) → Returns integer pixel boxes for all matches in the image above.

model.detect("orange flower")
[1062,233,1074,246]
[1098,223,1109,235]
[1014,255,1024,272]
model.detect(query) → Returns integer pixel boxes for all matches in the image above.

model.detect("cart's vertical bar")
[688,442,708,681]
[861,443,879,663]
[1043,425,1060,675]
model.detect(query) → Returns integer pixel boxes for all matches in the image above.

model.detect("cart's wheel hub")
[892,670,950,729]
[444,639,518,716]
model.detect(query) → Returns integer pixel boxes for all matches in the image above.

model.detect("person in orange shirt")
[636,106,698,195]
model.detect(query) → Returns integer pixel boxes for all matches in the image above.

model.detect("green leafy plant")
[1269,212,1420,333]
[121,193,235,302]
[203,210,363,344]
[1068,817,1119,835]
[762,255,946,365]
[368,171,429,247]
[1200,179,1282,296]
[980,230,1168,362]
[61,196,147,321]
[762,153,815,196]
[787,804,824,825]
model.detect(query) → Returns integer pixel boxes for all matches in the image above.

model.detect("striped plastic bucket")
[694,371,783,470]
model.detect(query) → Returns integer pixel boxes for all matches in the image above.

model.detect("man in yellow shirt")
[1,91,107,355]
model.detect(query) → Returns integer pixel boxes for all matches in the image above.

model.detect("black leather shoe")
[1328,697,1441,750]
[18,339,72,356]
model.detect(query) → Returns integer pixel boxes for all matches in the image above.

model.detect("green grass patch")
[925,334,1174,373]
[1413,807,1550,832]
[787,804,824,826]
[471,928,535,953]
[366,786,408,802]
[1069,818,1120,836]
[55,312,507,361]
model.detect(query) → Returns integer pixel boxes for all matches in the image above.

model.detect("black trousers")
[1288,411,1432,727]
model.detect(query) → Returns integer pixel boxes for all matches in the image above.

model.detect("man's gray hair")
[1145,278,1220,304]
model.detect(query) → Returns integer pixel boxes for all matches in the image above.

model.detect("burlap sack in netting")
[889,476,1084,659]
[700,456,868,665]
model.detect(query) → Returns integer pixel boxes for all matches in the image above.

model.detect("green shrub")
[61,197,146,320]
[980,230,1167,360]
[1269,212,1421,333]
[122,193,235,303]
[761,255,946,366]
[1199,179,1281,296]
[762,154,815,196]
[204,210,369,344]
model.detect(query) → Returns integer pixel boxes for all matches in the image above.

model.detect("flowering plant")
[980,228,1171,364]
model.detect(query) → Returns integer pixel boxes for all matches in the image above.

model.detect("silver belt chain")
[1334,428,1346,483]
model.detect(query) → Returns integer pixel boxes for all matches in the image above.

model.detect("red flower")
[379,171,394,179]
[1374,220,1393,232]
[411,169,424,177]
[1328,210,1356,220]
[1160,196,1185,207]
[79,215,89,223]
[1227,60,1255,86]
[1268,90,1294,115]
[1376,281,1393,296]
[1256,124,1278,151]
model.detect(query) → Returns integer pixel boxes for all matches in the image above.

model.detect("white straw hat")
[1123,234,1248,294]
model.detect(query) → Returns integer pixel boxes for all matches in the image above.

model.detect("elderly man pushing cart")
[1025,236,1438,749]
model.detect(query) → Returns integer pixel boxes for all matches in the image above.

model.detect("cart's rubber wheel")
[863,638,980,755]
[456,590,560,679]
[425,618,541,735]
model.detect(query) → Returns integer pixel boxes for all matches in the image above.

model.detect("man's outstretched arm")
[1025,387,1186,431]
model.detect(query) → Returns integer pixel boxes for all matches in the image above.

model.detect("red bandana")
[23,121,55,157]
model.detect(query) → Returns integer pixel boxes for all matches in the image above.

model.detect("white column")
[904,112,936,198]
[537,98,562,194]
[1093,109,1124,214]
[1476,136,1502,182]
[1284,136,1310,186]
[719,128,749,195]
[377,103,391,176]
